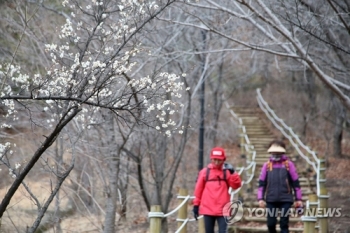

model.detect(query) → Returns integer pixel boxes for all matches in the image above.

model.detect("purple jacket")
[257,155,302,202]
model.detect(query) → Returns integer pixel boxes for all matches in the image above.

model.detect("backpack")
[267,160,290,171]
[205,163,234,187]
[266,159,294,188]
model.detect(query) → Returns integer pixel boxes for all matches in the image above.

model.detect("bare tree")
[165,0,350,158]
[177,0,350,109]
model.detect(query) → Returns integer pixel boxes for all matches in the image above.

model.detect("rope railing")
[148,192,203,233]
[256,88,329,233]
[147,195,198,218]
[164,195,191,218]
[257,90,319,161]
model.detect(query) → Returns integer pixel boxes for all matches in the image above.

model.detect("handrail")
[147,194,202,233]
[163,195,191,217]
[256,88,321,196]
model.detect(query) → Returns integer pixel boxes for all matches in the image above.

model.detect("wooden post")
[318,158,329,233]
[198,216,205,233]
[240,126,245,156]
[308,194,319,233]
[246,149,254,209]
[238,125,246,203]
[302,194,318,233]
[236,151,246,202]
[177,189,188,233]
[149,205,162,233]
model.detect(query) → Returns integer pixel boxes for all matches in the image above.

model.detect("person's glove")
[193,206,199,220]
[258,200,266,208]
[223,163,235,174]
[295,201,304,215]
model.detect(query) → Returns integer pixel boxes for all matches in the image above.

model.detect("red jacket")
[193,163,242,216]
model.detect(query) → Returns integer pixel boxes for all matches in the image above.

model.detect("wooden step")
[246,142,272,146]
[239,116,261,119]
[249,138,275,142]
[250,157,299,163]
[248,137,275,141]
[243,122,268,125]
[244,128,270,132]
[245,189,315,202]
[243,216,302,222]
[250,178,316,185]
[251,177,315,182]
[248,143,273,147]
[243,132,272,136]
[252,158,300,167]
[243,196,311,208]
[242,124,268,128]
[252,189,315,197]
[231,226,304,232]
[241,124,267,127]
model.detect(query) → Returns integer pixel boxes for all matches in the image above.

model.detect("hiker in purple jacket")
[257,140,303,233]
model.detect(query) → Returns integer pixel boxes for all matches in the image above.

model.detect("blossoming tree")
[0,0,191,232]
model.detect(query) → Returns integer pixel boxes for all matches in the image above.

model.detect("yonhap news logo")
[222,200,343,225]
[222,200,244,224]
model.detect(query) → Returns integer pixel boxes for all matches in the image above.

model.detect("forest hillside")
[0,0,349,232]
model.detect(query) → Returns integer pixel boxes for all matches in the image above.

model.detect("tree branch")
[0,106,81,218]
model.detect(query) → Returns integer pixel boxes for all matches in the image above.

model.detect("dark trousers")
[203,215,227,233]
[266,202,293,233]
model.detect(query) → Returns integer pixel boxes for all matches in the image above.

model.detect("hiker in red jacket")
[257,140,303,233]
[193,147,242,233]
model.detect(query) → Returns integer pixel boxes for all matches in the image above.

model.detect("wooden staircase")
[229,107,317,233]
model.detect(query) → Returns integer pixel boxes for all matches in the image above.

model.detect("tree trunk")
[117,157,129,222]
[301,68,316,138]
[161,218,169,233]
[103,113,120,233]
[54,137,63,233]
[333,100,345,157]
